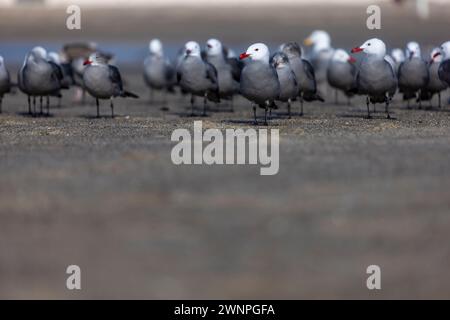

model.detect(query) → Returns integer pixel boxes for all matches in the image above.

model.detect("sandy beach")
[1,3,450,298]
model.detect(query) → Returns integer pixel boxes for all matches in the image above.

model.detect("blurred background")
[0,0,449,66]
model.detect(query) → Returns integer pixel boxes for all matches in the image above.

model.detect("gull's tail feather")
[303,92,325,102]
[122,90,139,98]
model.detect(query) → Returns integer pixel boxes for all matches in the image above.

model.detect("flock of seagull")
[0,30,450,125]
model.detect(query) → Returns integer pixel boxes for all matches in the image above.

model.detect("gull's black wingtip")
[122,91,139,99]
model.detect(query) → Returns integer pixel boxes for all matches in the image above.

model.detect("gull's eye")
[367,43,371,46]
[255,48,259,51]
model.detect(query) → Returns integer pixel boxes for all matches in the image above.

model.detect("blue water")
[0,41,153,65]
[0,40,271,66]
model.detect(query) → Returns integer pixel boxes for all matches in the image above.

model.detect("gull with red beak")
[239,43,280,125]
[397,41,429,108]
[176,41,220,116]
[437,41,450,88]
[351,38,397,119]
[82,53,139,118]
[419,47,448,108]
[326,49,357,104]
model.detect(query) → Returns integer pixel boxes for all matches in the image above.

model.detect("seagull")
[143,38,176,109]
[0,56,11,114]
[176,41,220,116]
[223,47,243,85]
[436,41,450,87]
[63,41,112,84]
[205,38,240,110]
[326,49,357,104]
[48,51,75,89]
[271,52,298,118]
[83,53,139,118]
[304,30,334,96]
[64,42,114,104]
[63,42,98,104]
[398,41,429,108]
[47,51,72,108]
[351,38,397,119]
[419,47,448,108]
[384,55,397,76]
[239,43,280,125]
[18,46,63,116]
[391,48,405,75]
[281,42,324,116]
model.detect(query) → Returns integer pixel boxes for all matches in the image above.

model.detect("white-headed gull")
[83,53,138,118]
[176,41,220,117]
[351,38,397,118]
[205,38,239,110]
[143,38,176,109]
[239,43,280,125]
[398,41,429,108]
[326,49,357,104]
